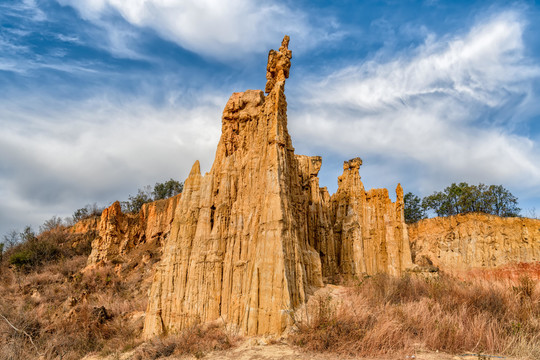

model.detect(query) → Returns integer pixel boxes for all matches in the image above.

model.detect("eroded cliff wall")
[73,35,540,338]
[71,216,100,234]
[409,213,540,270]
[87,194,181,265]
[331,158,413,277]
[82,37,415,338]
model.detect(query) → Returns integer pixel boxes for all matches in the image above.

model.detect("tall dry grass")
[291,270,540,359]
[0,225,241,360]
[0,229,148,360]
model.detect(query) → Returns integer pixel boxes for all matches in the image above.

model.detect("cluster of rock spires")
[76,36,540,339]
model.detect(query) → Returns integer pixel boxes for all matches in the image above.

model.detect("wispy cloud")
[56,0,340,60]
[0,0,47,22]
[290,11,540,194]
[56,34,80,43]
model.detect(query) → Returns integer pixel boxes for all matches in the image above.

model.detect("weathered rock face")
[143,37,324,338]
[408,213,540,270]
[331,158,413,277]
[142,36,411,338]
[87,194,180,265]
[71,216,100,234]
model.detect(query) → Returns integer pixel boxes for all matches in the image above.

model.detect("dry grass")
[2,225,539,359]
[0,229,149,360]
[291,269,540,359]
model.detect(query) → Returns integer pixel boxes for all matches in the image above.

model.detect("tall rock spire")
[143,37,323,338]
[140,36,412,339]
[265,35,292,94]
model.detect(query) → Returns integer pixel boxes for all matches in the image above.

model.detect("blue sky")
[1,0,540,234]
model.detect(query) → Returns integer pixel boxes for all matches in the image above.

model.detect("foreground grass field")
[1,227,538,359]
[291,266,540,359]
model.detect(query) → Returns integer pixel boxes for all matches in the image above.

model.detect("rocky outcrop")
[87,194,180,265]
[142,36,411,338]
[71,216,100,234]
[408,213,540,270]
[331,158,413,277]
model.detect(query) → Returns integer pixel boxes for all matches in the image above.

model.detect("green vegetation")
[403,192,425,223]
[71,178,184,220]
[122,186,153,214]
[2,222,95,274]
[152,178,184,200]
[404,182,520,223]
[122,178,184,214]
[72,203,103,223]
[0,212,237,360]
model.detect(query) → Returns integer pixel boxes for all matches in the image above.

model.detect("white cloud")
[56,0,336,59]
[289,11,540,196]
[23,0,47,21]
[0,94,225,234]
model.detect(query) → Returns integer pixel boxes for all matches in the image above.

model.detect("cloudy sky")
[1,0,540,234]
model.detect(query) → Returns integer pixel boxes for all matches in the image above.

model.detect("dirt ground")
[84,338,515,360]
[200,341,511,360]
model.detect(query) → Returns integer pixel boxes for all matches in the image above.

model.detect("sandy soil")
[84,339,515,360]
[203,341,510,360]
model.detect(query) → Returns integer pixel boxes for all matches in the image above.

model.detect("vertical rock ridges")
[330,158,412,276]
[143,36,324,338]
[265,35,292,94]
[141,36,412,338]
[86,195,181,265]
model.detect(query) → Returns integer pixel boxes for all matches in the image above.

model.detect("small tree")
[20,226,36,243]
[422,182,520,218]
[123,186,153,213]
[422,191,446,217]
[72,207,89,223]
[152,179,184,200]
[122,179,184,213]
[2,230,19,250]
[72,203,103,223]
[39,216,63,233]
[404,192,426,223]
[486,185,520,217]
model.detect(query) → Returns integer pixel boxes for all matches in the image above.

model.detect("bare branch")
[0,313,43,356]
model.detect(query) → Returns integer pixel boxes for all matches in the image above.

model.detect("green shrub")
[7,227,62,272]
[122,179,184,214]
[152,179,183,200]
[9,250,33,271]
